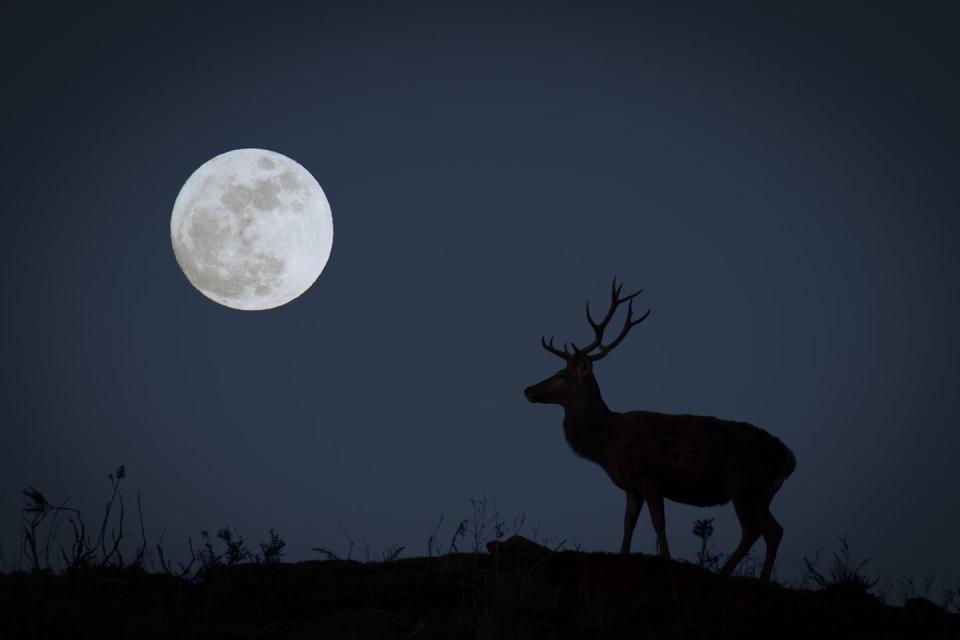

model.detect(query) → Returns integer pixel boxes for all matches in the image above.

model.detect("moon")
[170,149,333,310]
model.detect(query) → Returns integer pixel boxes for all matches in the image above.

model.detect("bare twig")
[177,536,199,579]
[106,490,126,566]
[470,496,488,553]
[156,530,173,574]
[337,521,355,561]
[382,544,405,562]
[311,546,340,561]
[96,466,125,563]
[133,490,147,567]
[427,516,444,557]
[43,497,71,570]
[21,486,51,571]
[448,519,468,554]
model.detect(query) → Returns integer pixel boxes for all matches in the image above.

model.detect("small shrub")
[801,535,878,599]
[258,529,286,564]
[196,530,223,572]
[217,527,251,566]
[692,518,723,571]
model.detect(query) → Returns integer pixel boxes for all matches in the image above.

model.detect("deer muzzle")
[524,384,545,403]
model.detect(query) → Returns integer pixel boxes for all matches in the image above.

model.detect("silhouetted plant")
[155,530,174,574]
[531,522,542,543]
[311,522,358,561]
[171,536,201,578]
[897,573,936,602]
[99,465,126,565]
[692,518,723,571]
[217,527,251,565]
[195,530,223,572]
[167,526,284,577]
[311,527,400,563]
[427,516,445,557]
[733,550,762,578]
[469,495,490,552]
[801,535,878,598]
[337,521,355,560]
[381,544,405,562]
[310,546,340,561]
[426,495,528,556]
[448,518,468,554]
[258,529,286,564]
[896,572,960,612]
[21,486,52,570]
[468,494,513,553]
[132,490,149,568]
[17,465,146,572]
[361,537,371,562]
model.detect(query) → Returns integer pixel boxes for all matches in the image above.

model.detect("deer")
[524,278,796,581]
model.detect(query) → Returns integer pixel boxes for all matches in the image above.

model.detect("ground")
[1,540,956,639]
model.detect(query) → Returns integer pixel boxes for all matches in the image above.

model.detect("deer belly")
[661,476,730,507]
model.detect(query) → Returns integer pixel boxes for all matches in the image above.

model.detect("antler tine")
[541,335,573,361]
[581,278,644,354]
[588,297,652,361]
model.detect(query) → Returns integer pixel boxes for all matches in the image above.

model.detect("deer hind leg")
[759,507,784,581]
[620,491,644,555]
[719,496,761,577]
[645,490,671,559]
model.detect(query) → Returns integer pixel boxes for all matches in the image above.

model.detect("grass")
[1,466,958,639]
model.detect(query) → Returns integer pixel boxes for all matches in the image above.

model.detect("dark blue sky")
[1,2,957,584]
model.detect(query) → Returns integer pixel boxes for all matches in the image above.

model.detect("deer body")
[526,279,795,581]
[594,411,791,508]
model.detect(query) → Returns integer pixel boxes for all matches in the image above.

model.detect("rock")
[486,535,551,556]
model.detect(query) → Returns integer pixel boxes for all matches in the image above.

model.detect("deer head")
[524,278,650,407]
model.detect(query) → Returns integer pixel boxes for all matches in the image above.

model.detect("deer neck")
[562,376,612,464]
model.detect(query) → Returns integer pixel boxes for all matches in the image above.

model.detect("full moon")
[170,149,333,310]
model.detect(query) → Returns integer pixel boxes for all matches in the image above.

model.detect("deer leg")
[759,507,784,582]
[645,491,670,559]
[620,491,644,555]
[720,497,761,576]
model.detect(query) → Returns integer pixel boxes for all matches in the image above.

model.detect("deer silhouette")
[524,279,796,581]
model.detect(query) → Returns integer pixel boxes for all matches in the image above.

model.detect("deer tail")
[769,445,796,501]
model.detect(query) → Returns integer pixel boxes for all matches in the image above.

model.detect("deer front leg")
[620,491,644,555]
[645,487,671,559]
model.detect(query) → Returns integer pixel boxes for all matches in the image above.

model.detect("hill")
[1,536,956,639]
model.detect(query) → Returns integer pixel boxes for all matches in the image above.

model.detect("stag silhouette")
[524,279,796,581]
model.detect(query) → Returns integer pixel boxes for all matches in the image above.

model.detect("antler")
[540,335,574,361]
[579,277,650,361]
[539,277,651,362]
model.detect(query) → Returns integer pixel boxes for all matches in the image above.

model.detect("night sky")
[2,2,958,584]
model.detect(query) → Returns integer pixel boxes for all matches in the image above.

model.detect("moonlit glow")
[170,148,333,310]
